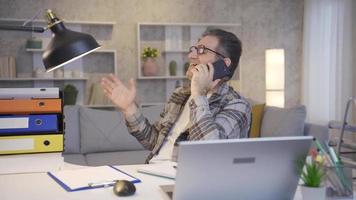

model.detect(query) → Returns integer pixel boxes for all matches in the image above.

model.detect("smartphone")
[212,59,230,81]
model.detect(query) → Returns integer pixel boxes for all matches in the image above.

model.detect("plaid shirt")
[125,82,251,163]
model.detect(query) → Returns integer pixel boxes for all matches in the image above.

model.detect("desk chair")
[329,98,356,167]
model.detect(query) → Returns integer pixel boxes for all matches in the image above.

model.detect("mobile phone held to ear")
[212,59,230,81]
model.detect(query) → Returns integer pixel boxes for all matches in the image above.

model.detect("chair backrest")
[336,98,356,153]
[63,105,165,154]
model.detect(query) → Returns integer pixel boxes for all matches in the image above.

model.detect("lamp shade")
[265,49,285,108]
[265,49,285,90]
[43,21,100,72]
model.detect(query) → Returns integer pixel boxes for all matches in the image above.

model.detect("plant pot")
[301,185,326,200]
[142,57,158,76]
[63,85,78,105]
[64,90,78,105]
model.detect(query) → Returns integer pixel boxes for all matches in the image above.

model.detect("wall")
[353,0,356,123]
[0,0,304,107]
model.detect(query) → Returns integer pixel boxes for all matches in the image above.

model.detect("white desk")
[0,153,176,200]
[0,153,352,200]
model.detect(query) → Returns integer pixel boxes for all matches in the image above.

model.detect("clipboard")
[47,165,141,192]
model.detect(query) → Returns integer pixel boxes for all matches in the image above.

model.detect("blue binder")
[0,114,58,134]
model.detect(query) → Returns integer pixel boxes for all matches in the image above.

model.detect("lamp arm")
[0,24,46,33]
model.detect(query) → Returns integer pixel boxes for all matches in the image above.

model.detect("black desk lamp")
[0,9,101,72]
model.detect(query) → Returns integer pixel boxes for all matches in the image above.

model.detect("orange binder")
[0,99,62,114]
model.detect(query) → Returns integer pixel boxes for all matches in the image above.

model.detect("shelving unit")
[137,22,241,107]
[0,18,117,108]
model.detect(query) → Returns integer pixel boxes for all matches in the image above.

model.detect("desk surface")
[0,164,175,200]
[0,153,352,200]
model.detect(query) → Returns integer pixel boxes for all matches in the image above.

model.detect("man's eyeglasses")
[189,45,227,59]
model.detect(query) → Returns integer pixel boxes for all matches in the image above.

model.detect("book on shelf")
[0,56,16,78]
[87,82,111,106]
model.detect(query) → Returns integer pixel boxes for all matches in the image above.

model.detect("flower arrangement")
[297,148,326,187]
[142,47,159,59]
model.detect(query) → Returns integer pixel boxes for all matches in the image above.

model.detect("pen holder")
[326,165,353,199]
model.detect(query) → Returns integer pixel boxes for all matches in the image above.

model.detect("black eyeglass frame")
[189,45,227,59]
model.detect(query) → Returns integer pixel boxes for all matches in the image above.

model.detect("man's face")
[186,35,220,80]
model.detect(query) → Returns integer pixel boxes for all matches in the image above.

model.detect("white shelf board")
[0,77,88,81]
[0,18,115,25]
[138,22,241,27]
[162,50,189,53]
[26,48,116,53]
[138,76,187,80]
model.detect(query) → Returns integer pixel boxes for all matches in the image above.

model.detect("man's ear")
[223,58,232,67]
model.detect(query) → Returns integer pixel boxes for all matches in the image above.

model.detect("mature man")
[101,29,251,163]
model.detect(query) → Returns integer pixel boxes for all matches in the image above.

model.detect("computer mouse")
[113,180,136,196]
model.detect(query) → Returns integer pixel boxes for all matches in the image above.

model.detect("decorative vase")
[169,60,177,76]
[142,57,158,76]
[301,185,326,200]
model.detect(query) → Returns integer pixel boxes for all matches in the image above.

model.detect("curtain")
[302,0,354,125]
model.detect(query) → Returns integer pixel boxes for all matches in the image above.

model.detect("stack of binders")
[0,88,64,155]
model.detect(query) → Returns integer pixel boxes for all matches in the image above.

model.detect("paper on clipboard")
[137,162,177,179]
[47,165,140,192]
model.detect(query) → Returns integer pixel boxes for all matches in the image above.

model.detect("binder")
[0,99,62,114]
[0,134,63,154]
[0,88,59,99]
[0,114,58,135]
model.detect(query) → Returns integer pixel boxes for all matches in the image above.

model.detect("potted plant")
[142,47,159,76]
[169,60,177,76]
[297,148,326,200]
[63,84,78,105]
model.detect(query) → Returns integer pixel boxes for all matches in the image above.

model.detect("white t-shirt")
[149,97,192,164]
[149,93,212,164]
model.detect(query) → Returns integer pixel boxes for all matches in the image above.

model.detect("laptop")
[160,136,313,200]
